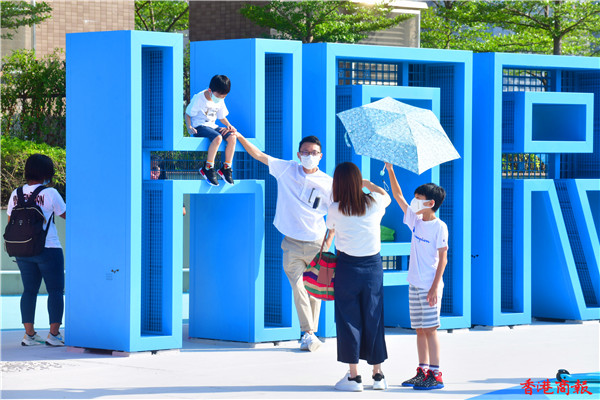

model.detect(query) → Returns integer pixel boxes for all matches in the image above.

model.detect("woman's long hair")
[332,162,374,217]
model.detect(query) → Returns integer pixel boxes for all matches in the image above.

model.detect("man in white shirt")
[236,133,334,351]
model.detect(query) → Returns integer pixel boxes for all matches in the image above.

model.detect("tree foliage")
[0,0,52,39]
[1,136,66,205]
[421,1,600,56]
[1,49,66,147]
[240,0,413,44]
[134,0,189,32]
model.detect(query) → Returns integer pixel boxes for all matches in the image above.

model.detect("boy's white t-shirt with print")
[404,206,449,290]
[268,156,333,242]
[185,89,229,129]
[326,191,391,257]
[6,184,66,248]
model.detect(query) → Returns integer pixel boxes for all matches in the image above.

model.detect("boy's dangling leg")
[219,134,236,185]
[224,133,237,167]
[200,135,221,186]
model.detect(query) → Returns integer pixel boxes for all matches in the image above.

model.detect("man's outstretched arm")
[236,133,269,165]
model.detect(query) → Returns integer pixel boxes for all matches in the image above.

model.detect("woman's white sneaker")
[335,373,363,392]
[46,332,64,346]
[372,373,388,390]
[21,333,45,346]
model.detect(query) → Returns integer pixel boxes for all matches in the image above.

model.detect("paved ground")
[1,321,598,399]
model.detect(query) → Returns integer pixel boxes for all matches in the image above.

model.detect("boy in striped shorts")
[385,164,448,390]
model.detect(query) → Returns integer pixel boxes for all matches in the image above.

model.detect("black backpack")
[3,186,54,257]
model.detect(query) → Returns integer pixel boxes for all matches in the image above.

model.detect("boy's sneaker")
[46,332,65,347]
[305,333,322,352]
[402,367,427,387]
[218,166,234,185]
[414,370,444,390]
[200,163,219,186]
[334,373,363,392]
[372,373,388,390]
[21,333,45,346]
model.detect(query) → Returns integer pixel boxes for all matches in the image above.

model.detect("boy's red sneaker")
[414,370,444,390]
[402,367,427,387]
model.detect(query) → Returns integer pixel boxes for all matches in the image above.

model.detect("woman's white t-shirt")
[326,191,391,257]
[6,184,66,248]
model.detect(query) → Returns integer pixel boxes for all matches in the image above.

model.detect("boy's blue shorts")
[193,125,232,141]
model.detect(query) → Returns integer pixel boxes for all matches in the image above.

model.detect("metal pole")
[32,0,36,53]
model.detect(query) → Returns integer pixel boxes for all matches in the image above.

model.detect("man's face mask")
[300,155,320,170]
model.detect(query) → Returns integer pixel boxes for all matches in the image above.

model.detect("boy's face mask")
[410,197,433,214]
[210,91,223,104]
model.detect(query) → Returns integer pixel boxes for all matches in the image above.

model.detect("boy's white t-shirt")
[404,206,449,290]
[6,184,66,248]
[326,191,391,257]
[185,89,229,129]
[268,156,333,242]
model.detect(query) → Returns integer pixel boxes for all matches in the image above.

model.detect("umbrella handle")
[383,180,390,192]
[379,165,390,192]
[344,132,351,148]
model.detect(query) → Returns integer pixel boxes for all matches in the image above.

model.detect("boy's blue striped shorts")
[409,284,442,329]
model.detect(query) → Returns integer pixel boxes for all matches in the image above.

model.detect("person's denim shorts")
[193,125,231,140]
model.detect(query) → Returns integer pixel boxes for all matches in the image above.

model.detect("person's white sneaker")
[299,333,310,351]
[46,332,64,347]
[306,333,322,352]
[372,373,388,390]
[21,333,45,346]
[335,372,363,392]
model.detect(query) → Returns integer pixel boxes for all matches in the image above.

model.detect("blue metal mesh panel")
[142,47,164,148]
[427,65,455,315]
[502,95,515,146]
[264,54,285,326]
[337,59,401,86]
[408,64,426,87]
[335,86,353,165]
[502,69,553,92]
[382,256,409,271]
[149,151,205,180]
[501,183,514,312]
[555,180,599,307]
[502,153,550,179]
[560,71,600,179]
[142,186,163,334]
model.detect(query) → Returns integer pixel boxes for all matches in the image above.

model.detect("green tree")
[1,0,52,39]
[240,0,413,44]
[421,1,600,56]
[1,49,66,147]
[1,136,66,205]
[134,0,189,32]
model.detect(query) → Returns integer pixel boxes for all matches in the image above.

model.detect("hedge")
[1,136,66,206]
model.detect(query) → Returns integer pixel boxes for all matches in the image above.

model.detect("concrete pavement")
[1,320,599,399]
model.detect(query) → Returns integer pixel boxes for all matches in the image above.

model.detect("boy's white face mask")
[410,198,433,213]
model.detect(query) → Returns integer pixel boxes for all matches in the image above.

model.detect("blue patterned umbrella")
[336,97,460,175]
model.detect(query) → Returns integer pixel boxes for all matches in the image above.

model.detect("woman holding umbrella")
[326,162,391,391]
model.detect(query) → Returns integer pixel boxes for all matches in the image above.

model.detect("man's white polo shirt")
[268,156,333,242]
